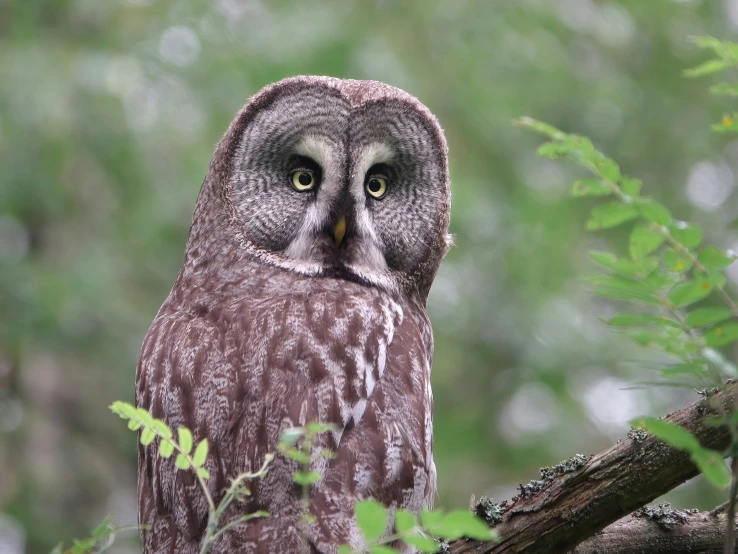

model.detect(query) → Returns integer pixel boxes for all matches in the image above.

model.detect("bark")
[572,509,736,554]
[448,381,738,554]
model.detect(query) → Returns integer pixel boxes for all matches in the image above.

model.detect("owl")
[135,76,451,553]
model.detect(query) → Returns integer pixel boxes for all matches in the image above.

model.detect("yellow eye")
[366,175,388,199]
[291,170,316,191]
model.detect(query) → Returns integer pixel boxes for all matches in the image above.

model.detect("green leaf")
[697,246,736,270]
[710,83,738,96]
[705,323,738,347]
[586,274,661,304]
[684,307,733,328]
[709,272,727,288]
[591,287,660,304]
[514,117,566,139]
[683,58,733,77]
[293,471,321,486]
[621,177,642,197]
[427,511,495,541]
[643,270,675,291]
[535,135,595,163]
[637,201,672,226]
[629,224,665,260]
[90,518,114,539]
[667,278,713,307]
[660,362,708,378]
[279,427,304,447]
[140,428,156,446]
[692,449,731,488]
[663,248,693,273]
[626,329,679,350]
[175,454,190,470]
[586,202,639,230]
[306,421,336,434]
[127,420,142,431]
[628,328,701,356]
[370,547,400,554]
[285,449,311,464]
[404,535,439,553]
[320,448,336,460]
[538,141,578,159]
[421,509,444,530]
[356,499,387,542]
[588,251,658,279]
[690,35,726,52]
[159,439,175,458]
[135,408,155,427]
[109,401,137,420]
[586,251,620,271]
[395,509,417,534]
[689,36,738,60]
[338,545,354,554]
[151,419,172,439]
[605,313,679,328]
[670,224,703,249]
[192,439,208,467]
[197,467,210,479]
[178,428,193,455]
[571,178,612,197]
[593,157,621,182]
[711,114,738,134]
[71,537,96,552]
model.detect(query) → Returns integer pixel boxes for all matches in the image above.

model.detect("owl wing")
[136,287,434,553]
[136,306,243,554]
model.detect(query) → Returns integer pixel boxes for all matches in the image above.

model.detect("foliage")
[517,34,738,492]
[107,407,497,553]
[683,36,738,133]
[49,518,139,554]
[339,499,497,554]
[276,424,496,552]
[110,401,271,554]
[278,422,336,525]
[515,114,738,394]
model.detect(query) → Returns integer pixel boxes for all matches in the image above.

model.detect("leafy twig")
[110,401,271,554]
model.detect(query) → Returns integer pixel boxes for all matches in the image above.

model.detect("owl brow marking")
[353,142,394,180]
[294,134,335,176]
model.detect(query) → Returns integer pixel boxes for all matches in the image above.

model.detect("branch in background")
[572,507,736,554]
[448,381,738,554]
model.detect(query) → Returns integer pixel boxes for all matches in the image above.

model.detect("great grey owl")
[135,76,451,553]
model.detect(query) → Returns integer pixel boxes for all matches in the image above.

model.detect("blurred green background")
[3,0,738,552]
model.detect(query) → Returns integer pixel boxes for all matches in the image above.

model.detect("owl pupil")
[368,179,381,192]
[298,173,312,186]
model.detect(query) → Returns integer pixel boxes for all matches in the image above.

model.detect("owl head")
[186,76,451,299]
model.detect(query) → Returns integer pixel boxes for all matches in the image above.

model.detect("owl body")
[136,77,450,553]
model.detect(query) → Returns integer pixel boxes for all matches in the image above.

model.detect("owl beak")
[333,216,347,247]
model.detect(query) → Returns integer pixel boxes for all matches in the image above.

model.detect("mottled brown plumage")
[136,76,451,553]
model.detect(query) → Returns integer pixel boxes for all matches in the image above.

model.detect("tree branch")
[449,381,738,554]
[572,509,736,554]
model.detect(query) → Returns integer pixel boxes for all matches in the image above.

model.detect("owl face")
[226,77,450,293]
